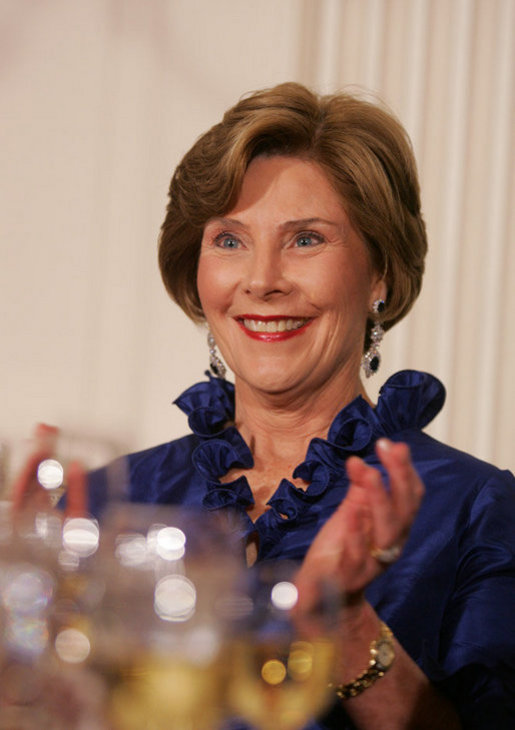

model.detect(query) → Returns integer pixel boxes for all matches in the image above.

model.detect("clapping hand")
[295,438,424,615]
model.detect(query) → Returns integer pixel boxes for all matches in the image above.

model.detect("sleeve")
[436,471,515,728]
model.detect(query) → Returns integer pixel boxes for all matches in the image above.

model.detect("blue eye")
[295,232,323,248]
[215,234,240,249]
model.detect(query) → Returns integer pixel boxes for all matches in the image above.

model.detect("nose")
[243,247,292,300]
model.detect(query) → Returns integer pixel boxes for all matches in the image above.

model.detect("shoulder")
[399,431,515,586]
[87,434,201,515]
[391,430,515,561]
[404,428,515,495]
[377,370,513,491]
[127,434,200,502]
[128,434,198,472]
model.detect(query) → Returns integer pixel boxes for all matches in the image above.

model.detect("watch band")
[332,621,395,700]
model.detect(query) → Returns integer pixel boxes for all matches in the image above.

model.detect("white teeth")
[242,318,308,333]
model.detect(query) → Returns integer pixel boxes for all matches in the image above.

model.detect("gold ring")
[370,545,401,564]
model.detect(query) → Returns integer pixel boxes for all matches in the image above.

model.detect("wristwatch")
[333,621,395,700]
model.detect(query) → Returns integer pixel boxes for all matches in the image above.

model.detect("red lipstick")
[235,315,314,342]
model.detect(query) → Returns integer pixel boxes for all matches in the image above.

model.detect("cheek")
[305,260,370,312]
[319,273,375,334]
[197,257,222,312]
[196,257,209,308]
[196,255,239,317]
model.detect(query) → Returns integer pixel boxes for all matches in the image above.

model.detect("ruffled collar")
[174,370,445,529]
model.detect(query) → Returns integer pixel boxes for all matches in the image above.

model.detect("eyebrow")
[207,216,340,230]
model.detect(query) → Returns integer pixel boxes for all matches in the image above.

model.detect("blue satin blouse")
[89,370,515,728]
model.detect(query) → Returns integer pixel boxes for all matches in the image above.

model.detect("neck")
[233,368,371,466]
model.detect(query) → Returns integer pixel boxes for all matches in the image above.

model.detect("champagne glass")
[88,503,244,730]
[0,430,125,728]
[0,424,123,514]
[225,561,339,730]
[0,504,109,728]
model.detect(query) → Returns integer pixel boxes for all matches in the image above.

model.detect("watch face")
[375,639,395,669]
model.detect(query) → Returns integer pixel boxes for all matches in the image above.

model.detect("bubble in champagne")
[55,627,91,663]
[5,616,49,656]
[185,625,221,664]
[58,550,80,570]
[271,580,298,611]
[288,642,314,681]
[215,592,254,620]
[115,533,148,566]
[37,458,64,489]
[35,512,62,545]
[62,517,99,557]
[155,526,186,561]
[261,659,287,685]
[154,575,196,622]
[2,567,54,615]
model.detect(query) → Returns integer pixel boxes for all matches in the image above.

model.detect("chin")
[236,364,307,395]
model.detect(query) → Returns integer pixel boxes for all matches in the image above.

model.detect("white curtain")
[1,0,513,471]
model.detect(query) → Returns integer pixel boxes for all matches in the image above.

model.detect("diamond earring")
[207,330,226,379]
[362,299,385,378]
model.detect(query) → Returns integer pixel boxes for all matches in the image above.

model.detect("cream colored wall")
[1,0,513,471]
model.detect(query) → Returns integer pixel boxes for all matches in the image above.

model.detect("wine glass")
[0,424,123,514]
[225,561,339,730]
[0,429,125,728]
[0,504,110,728]
[87,503,245,730]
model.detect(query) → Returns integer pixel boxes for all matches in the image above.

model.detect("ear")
[370,277,388,310]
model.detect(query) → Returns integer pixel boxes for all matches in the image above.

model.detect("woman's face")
[197,156,386,398]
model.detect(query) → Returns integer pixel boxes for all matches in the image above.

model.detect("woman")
[19,83,515,728]
[101,82,514,728]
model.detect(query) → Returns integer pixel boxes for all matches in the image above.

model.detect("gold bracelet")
[332,621,395,700]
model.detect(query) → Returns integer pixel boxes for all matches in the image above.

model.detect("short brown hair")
[158,82,427,340]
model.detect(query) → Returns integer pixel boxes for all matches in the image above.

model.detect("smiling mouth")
[240,317,310,333]
[235,316,313,341]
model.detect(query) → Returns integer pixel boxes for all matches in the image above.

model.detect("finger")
[346,455,396,538]
[340,500,377,593]
[345,454,376,489]
[34,423,59,450]
[296,486,379,608]
[347,448,409,561]
[66,461,88,518]
[11,448,52,512]
[363,439,424,556]
[376,439,424,522]
[11,424,59,514]
[295,505,365,612]
[294,496,349,597]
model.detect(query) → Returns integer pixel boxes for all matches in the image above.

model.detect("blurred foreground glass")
[0,436,340,730]
[0,504,107,728]
[0,426,124,511]
[226,561,339,730]
[0,430,124,728]
[89,503,244,730]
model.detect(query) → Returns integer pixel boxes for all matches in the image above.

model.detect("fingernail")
[377,438,391,452]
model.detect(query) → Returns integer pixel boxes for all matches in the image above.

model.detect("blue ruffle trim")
[173,370,445,524]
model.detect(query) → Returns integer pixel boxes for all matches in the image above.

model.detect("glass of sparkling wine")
[0,480,117,727]
[88,503,244,730]
[225,561,339,730]
[0,424,123,513]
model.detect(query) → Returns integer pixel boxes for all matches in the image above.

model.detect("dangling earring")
[207,329,226,379]
[362,299,385,378]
